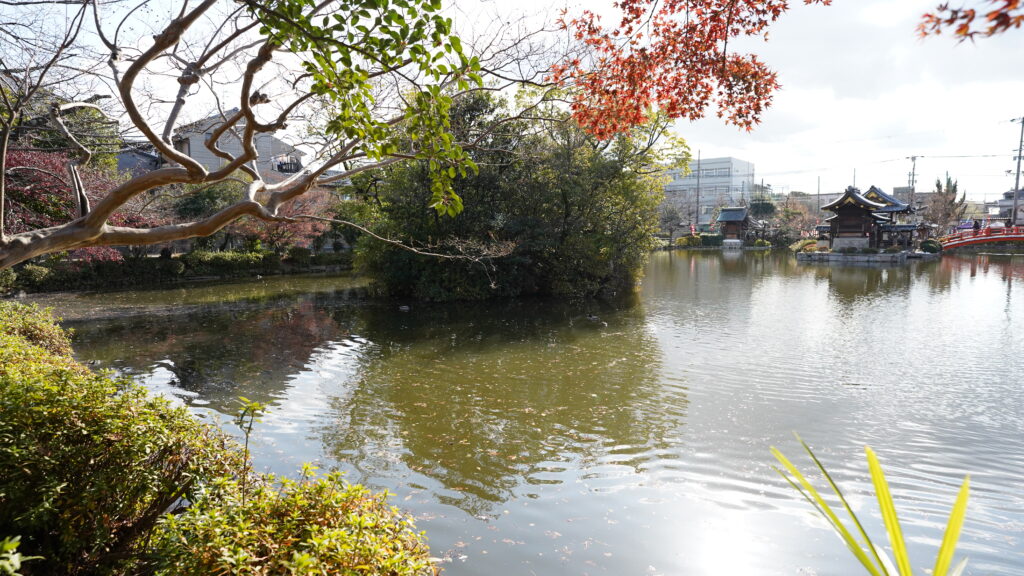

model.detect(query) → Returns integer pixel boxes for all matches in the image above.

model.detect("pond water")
[45,251,1024,575]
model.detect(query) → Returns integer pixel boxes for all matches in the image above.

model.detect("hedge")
[0,303,433,576]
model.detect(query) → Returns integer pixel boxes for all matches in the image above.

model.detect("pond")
[43,251,1024,575]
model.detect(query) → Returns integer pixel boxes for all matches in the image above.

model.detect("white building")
[171,108,306,177]
[663,157,755,228]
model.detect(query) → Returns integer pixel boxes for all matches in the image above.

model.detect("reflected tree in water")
[318,299,686,518]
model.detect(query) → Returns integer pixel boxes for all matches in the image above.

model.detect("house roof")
[879,223,918,232]
[173,107,306,157]
[716,206,749,223]
[821,186,886,212]
[862,185,912,213]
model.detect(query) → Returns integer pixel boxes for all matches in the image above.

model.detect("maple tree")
[920,1,1024,38]
[552,0,831,139]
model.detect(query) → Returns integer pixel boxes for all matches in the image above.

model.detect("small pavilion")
[716,207,757,241]
[822,186,914,250]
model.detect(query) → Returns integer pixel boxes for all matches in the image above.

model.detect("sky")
[672,0,1024,203]
[82,0,1024,204]
[506,0,1024,203]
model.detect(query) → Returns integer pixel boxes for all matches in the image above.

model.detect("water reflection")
[38,251,1024,576]
[69,292,359,413]
[320,298,681,518]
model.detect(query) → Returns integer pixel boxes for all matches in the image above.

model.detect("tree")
[658,203,684,244]
[749,198,777,218]
[1,0,826,269]
[924,176,967,234]
[551,0,832,138]
[920,1,1024,38]
[356,94,675,300]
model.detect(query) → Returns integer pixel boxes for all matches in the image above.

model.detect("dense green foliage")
[0,269,15,295]
[921,239,943,253]
[0,301,73,356]
[698,233,724,247]
[675,235,703,248]
[0,304,433,576]
[0,304,243,574]
[8,248,352,293]
[355,95,675,301]
[153,472,431,576]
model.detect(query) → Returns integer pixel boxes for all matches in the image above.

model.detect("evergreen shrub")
[0,304,434,576]
[285,246,312,266]
[0,269,15,294]
[921,239,942,254]
[15,264,51,290]
[699,233,724,247]
[674,235,702,248]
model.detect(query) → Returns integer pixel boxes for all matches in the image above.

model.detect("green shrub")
[699,233,724,247]
[286,246,312,266]
[921,239,942,254]
[310,252,352,267]
[15,265,51,291]
[153,471,433,576]
[884,245,902,253]
[0,306,244,575]
[802,245,817,253]
[0,269,15,294]
[260,251,282,273]
[754,238,771,247]
[860,247,879,254]
[0,304,434,576]
[0,302,73,356]
[181,251,265,276]
[789,238,816,252]
[674,235,702,248]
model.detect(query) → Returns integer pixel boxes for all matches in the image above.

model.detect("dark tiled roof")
[716,207,748,223]
[863,186,911,213]
[821,186,886,211]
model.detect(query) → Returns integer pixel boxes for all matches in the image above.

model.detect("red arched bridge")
[939,226,1024,250]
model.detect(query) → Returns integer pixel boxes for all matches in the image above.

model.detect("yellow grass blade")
[933,475,970,576]
[797,435,892,574]
[866,447,912,576]
[771,446,885,576]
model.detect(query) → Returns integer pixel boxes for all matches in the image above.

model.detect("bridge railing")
[939,226,1024,244]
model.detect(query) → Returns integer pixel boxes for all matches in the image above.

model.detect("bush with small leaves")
[0,269,15,294]
[0,304,435,576]
[14,264,50,291]
[152,470,434,576]
[0,302,73,356]
[674,235,702,248]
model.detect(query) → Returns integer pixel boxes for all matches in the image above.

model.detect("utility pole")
[817,176,821,211]
[907,155,919,223]
[695,150,701,231]
[1013,117,1024,226]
